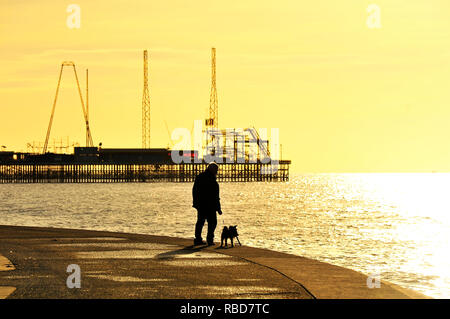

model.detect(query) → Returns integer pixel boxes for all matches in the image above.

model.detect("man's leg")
[195,209,206,244]
[206,212,217,245]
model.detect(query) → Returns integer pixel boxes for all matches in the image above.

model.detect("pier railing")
[0,162,290,183]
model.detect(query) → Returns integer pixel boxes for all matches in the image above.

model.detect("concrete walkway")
[0,225,429,299]
[0,252,16,298]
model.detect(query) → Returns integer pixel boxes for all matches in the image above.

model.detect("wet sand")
[0,225,429,299]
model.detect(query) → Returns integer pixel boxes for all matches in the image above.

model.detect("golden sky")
[1,0,450,172]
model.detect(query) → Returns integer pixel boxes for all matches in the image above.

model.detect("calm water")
[1,173,449,298]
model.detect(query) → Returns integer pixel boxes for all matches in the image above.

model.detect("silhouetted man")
[192,162,222,246]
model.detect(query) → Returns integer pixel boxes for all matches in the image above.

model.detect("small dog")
[220,225,241,248]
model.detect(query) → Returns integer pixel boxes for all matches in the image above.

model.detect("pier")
[0,48,292,184]
[0,149,290,183]
[0,162,290,183]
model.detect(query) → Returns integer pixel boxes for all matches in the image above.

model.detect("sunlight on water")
[1,173,449,298]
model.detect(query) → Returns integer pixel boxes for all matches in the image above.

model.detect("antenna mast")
[86,68,89,147]
[206,47,218,129]
[142,50,151,148]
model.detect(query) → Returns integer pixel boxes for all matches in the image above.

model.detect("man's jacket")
[192,170,221,212]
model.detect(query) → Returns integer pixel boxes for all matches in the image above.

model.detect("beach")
[0,225,428,299]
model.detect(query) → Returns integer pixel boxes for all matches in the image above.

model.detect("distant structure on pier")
[43,61,93,153]
[206,47,218,130]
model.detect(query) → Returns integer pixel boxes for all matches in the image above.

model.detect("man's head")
[207,162,219,176]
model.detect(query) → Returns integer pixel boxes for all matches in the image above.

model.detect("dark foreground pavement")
[0,225,428,299]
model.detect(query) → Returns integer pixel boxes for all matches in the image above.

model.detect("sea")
[1,173,449,298]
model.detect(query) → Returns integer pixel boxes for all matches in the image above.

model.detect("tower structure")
[43,61,93,153]
[205,48,218,129]
[142,50,151,148]
[204,48,219,158]
[86,68,89,147]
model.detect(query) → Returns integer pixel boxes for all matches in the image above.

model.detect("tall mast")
[206,47,218,129]
[142,50,151,148]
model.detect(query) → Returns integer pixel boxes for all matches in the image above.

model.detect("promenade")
[0,225,428,299]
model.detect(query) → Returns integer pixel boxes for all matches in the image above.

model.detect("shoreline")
[0,225,430,299]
